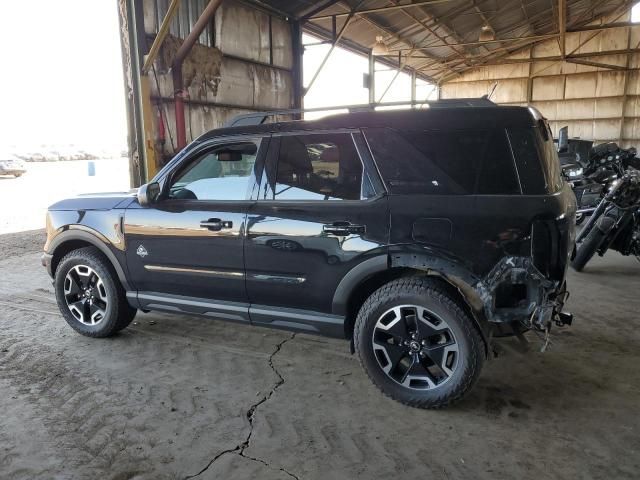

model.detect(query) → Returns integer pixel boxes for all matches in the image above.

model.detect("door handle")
[323,222,365,236]
[200,218,233,231]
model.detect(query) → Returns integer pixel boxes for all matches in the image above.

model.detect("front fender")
[45,214,130,290]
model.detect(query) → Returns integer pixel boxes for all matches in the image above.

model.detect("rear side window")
[508,126,563,194]
[364,128,520,195]
[268,133,369,201]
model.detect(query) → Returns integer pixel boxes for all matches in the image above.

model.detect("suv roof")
[199,105,539,142]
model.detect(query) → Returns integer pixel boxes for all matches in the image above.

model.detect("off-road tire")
[572,226,606,272]
[354,277,485,409]
[54,247,136,337]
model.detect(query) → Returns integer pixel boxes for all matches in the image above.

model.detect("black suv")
[43,104,576,408]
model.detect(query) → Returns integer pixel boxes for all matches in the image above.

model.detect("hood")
[48,191,136,211]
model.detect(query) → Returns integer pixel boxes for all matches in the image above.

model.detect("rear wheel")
[572,226,607,272]
[354,277,485,409]
[54,247,136,337]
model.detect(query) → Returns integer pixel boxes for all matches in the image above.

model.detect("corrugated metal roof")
[251,0,634,83]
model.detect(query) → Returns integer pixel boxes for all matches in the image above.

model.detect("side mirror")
[558,126,569,153]
[137,182,160,207]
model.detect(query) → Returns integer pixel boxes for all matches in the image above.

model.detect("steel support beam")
[299,0,342,21]
[569,22,640,33]
[142,0,181,74]
[389,33,558,50]
[308,0,456,20]
[368,50,376,104]
[120,0,147,186]
[565,58,628,71]
[619,28,633,144]
[558,0,566,58]
[304,3,363,95]
[291,21,304,112]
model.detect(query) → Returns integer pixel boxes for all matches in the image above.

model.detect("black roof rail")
[224,97,498,128]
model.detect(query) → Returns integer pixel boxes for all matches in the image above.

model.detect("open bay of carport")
[0,230,638,479]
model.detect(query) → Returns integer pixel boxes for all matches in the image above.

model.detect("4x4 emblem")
[136,245,148,258]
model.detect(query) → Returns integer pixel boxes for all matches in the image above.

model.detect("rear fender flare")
[389,253,490,343]
[333,253,491,349]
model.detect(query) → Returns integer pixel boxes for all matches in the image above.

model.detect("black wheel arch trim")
[334,252,491,354]
[46,228,132,291]
[390,252,491,348]
[332,255,390,316]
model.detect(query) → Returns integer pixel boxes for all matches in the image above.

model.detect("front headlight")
[565,167,583,178]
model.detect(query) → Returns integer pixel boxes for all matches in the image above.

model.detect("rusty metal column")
[291,21,304,113]
[120,0,147,186]
[172,0,223,150]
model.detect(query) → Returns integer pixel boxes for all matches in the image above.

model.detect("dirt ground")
[1,230,638,480]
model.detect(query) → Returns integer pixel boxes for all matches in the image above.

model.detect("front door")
[244,131,388,335]
[124,136,267,320]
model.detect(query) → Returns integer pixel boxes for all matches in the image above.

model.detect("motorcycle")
[571,167,640,271]
[557,126,637,224]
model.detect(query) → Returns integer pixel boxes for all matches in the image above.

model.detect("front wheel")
[54,247,137,337]
[571,226,607,272]
[354,278,485,409]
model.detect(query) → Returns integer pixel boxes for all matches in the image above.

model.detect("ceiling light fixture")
[479,25,495,42]
[372,35,389,55]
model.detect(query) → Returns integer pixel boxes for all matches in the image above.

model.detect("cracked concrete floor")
[1,230,639,479]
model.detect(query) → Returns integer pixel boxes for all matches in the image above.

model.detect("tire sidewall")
[355,283,483,406]
[54,251,121,337]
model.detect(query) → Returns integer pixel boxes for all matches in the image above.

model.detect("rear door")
[244,130,388,336]
[124,136,267,320]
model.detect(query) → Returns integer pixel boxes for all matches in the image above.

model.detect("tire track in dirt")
[0,296,287,479]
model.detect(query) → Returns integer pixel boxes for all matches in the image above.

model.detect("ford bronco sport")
[43,102,576,408]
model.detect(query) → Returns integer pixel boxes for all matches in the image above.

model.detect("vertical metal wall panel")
[493,78,528,103]
[565,73,597,99]
[213,58,292,109]
[626,72,640,95]
[622,118,640,145]
[532,76,565,101]
[597,71,626,97]
[595,97,624,118]
[215,59,255,105]
[151,0,212,45]
[271,16,293,69]
[143,0,157,33]
[626,97,640,117]
[215,2,270,64]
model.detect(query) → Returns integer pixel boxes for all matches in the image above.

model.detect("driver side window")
[168,140,261,201]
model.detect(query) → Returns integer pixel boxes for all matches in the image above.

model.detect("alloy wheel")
[372,305,459,389]
[63,265,108,325]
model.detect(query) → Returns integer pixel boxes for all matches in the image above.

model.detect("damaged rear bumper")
[475,255,570,335]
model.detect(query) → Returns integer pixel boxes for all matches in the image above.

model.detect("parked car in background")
[42,102,576,409]
[0,154,27,177]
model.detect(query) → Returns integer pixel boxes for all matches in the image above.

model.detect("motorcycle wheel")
[572,226,607,272]
[575,213,585,225]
